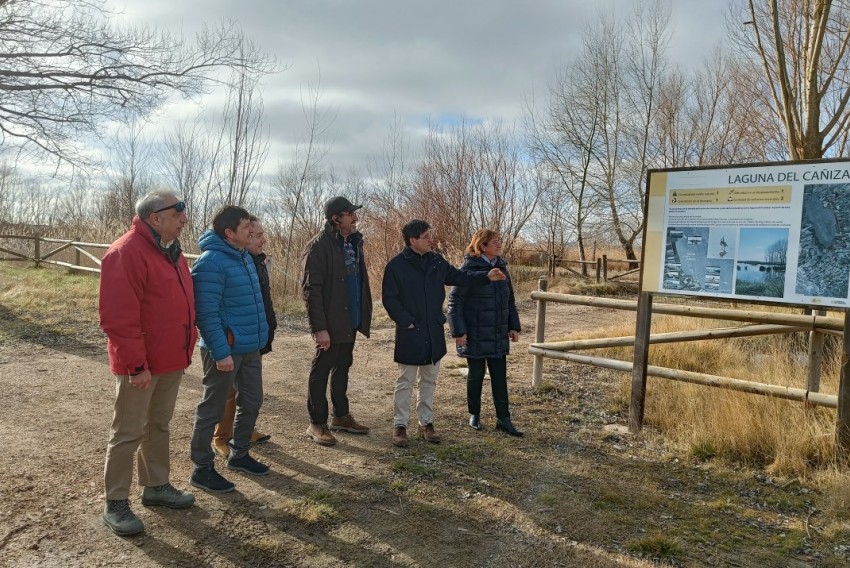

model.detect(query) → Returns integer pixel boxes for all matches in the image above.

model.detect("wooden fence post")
[531,278,548,387]
[74,236,81,269]
[807,308,827,394]
[603,254,608,282]
[835,311,850,462]
[629,292,653,433]
[595,258,601,283]
[34,233,41,267]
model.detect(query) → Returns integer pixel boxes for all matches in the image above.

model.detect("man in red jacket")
[99,188,198,537]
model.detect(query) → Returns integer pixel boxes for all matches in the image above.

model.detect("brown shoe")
[392,426,409,447]
[251,429,271,444]
[330,414,370,435]
[212,438,229,458]
[306,424,337,446]
[419,423,441,443]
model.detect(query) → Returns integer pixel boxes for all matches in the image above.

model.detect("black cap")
[324,196,362,219]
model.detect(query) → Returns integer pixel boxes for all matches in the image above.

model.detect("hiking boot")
[141,483,195,509]
[251,429,271,443]
[190,465,235,494]
[392,426,409,447]
[306,423,337,446]
[227,453,270,476]
[419,423,441,443]
[330,414,370,434]
[212,437,230,458]
[103,499,144,536]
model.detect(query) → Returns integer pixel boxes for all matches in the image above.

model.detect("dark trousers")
[307,341,355,424]
[467,356,510,419]
[191,349,263,469]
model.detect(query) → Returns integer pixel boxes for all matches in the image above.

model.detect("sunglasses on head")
[153,201,186,214]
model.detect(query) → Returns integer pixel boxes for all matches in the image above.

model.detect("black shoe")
[190,466,235,493]
[469,414,482,430]
[496,417,524,437]
[227,453,270,477]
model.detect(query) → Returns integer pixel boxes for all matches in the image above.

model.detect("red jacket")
[99,217,198,375]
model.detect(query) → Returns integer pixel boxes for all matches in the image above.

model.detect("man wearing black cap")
[300,196,373,446]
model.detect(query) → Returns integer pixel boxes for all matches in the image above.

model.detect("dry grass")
[576,311,843,477]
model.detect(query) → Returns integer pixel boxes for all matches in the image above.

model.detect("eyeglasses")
[153,201,186,214]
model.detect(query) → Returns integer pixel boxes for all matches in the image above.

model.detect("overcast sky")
[115,0,734,177]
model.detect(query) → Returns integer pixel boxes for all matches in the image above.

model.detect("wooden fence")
[2,233,637,284]
[527,279,850,458]
[543,255,640,283]
[0,233,199,272]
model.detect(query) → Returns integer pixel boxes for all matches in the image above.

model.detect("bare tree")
[729,0,850,159]
[608,1,671,265]
[0,0,270,168]
[270,78,337,295]
[56,174,93,231]
[99,119,153,229]
[160,118,214,244]
[524,50,607,274]
[219,36,275,207]
[468,121,542,252]
[366,113,413,267]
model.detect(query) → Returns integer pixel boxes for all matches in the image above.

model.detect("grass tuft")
[627,533,683,562]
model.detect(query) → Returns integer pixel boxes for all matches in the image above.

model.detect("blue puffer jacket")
[447,254,521,358]
[192,229,268,361]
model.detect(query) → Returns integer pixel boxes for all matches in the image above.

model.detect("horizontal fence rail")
[0,234,199,273]
[527,279,850,457]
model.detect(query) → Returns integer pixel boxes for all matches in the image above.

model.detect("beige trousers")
[393,362,440,428]
[104,370,182,500]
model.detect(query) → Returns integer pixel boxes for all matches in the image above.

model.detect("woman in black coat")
[447,229,523,436]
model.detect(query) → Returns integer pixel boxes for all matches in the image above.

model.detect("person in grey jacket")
[301,196,373,446]
[382,219,505,447]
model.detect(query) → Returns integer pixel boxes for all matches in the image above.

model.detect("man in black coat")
[301,196,373,446]
[381,219,505,447]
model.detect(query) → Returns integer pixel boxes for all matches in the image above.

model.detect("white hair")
[135,187,182,219]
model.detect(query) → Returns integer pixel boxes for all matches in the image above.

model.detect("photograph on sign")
[643,161,850,307]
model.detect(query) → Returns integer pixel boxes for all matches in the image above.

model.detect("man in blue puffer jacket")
[189,205,270,493]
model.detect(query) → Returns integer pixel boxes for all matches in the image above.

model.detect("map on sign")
[642,161,850,307]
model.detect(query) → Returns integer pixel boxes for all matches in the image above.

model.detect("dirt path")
[0,290,844,567]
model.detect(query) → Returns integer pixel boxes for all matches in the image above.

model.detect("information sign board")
[643,160,850,307]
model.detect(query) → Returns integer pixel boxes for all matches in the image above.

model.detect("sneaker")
[227,453,270,476]
[212,438,230,458]
[103,499,144,536]
[392,426,409,447]
[190,465,235,494]
[329,414,370,434]
[251,429,272,443]
[141,483,195,509]
[419,423,441,443]
[306,423,337,446]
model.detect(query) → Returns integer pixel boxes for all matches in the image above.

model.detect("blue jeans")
[190,349,262,470]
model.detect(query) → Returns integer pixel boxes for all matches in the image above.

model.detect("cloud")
[112,0,730,174]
